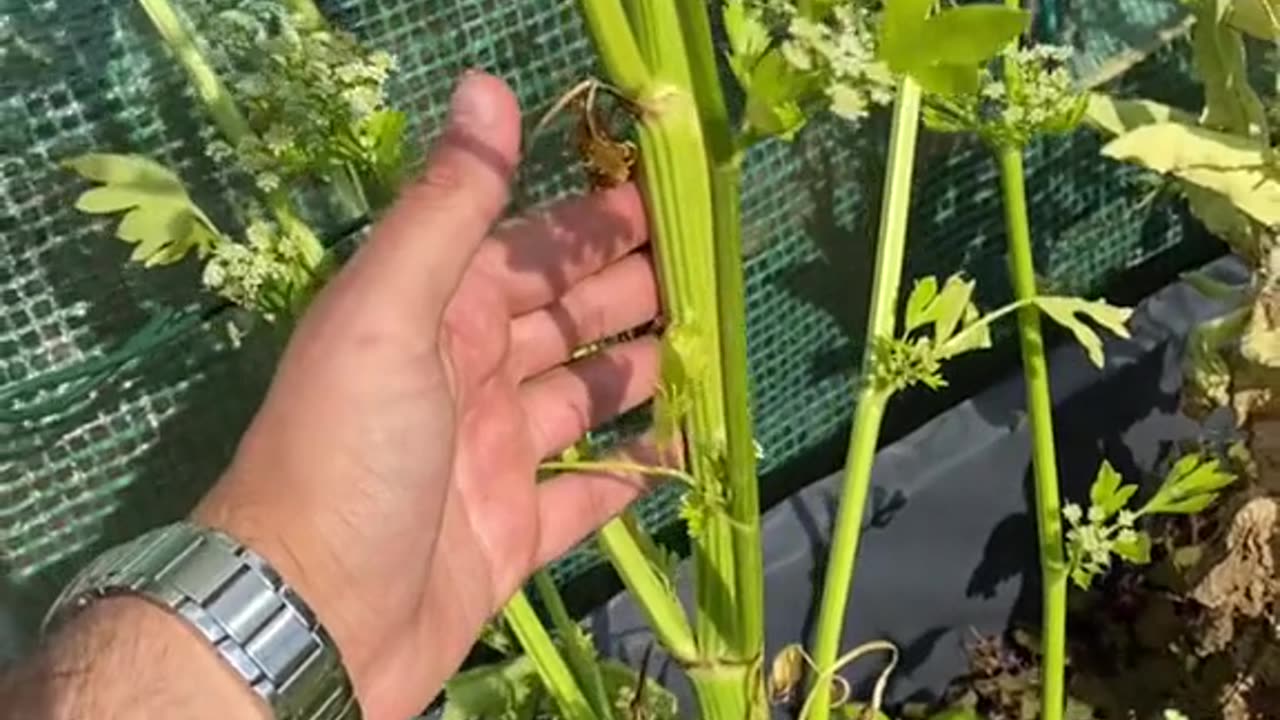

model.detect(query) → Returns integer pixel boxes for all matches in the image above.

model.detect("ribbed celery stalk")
[998,3,1066,717]
[579,0,737,657]
[134,0,325,268]
[503,590,598,720]
[674,1,765,671]
[805,77,923,720]
[577,2,763,718]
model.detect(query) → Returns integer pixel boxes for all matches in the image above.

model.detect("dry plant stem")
[502,589,598,720]
[533,570,616,720]
[804,76,923,720]
[998,143,1067,720]
[134,0,325,268]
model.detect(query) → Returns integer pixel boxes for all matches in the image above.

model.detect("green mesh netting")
[0,0,1215,647]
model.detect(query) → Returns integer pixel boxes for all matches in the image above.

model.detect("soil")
[927,430,1280,720]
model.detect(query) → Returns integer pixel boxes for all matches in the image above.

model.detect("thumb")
[349,70,521,317]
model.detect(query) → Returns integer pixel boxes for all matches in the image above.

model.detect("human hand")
[193,71,661,720]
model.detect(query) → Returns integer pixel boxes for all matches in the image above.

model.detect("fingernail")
[448,70,495,129]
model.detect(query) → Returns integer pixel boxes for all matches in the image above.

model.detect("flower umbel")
[926,45,1087,147]
[200,1,405,206]
[202,215,314,320]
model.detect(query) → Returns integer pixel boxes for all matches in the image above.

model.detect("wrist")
[6,597,269,720]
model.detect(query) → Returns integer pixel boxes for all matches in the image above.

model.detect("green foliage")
[871,275,1133,393]
[871,274,992,393]
[63,153,224,267]
[443,654,544,720]
[200,0,407,205]
[1083,94,1195,137]
[724,0,1026,142]
[880,0,1028,97]
[1141,452,1238,516]
[1101,122,1280,227]
[725,0,891,140]
[441,651,679,720]
[1032,296,1133,368]
[1064,454,1237,589]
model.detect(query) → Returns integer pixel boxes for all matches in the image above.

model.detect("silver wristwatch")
[42,521,362,720]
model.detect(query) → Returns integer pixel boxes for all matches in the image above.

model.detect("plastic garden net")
[0,0,1218,649]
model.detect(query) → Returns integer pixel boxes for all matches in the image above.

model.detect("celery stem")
[533,571,616,720]
[503,590,599,720]
[805,77,922,720]
[997,143,1067,720]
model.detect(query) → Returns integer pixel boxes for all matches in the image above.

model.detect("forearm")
[0,598,270,720]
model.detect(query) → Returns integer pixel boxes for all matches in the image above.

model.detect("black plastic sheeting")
[586,255,1249,715]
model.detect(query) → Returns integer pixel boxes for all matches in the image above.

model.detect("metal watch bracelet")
[42,521,362,720]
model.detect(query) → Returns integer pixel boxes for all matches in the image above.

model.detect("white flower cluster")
[1063,502,1142,589]
[757,1,895,122]
[201,217,307,320]
[203,2,398,193]
[982,45,1082,141]
[927,44,1086,147]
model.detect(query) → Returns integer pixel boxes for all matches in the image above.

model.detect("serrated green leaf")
[1169,456,1237,494]
[932,275,978,342]
[1084,93,1196,137]
[744,50,810,140]
[940,302,992,357]
[365,108,407,176]
[1151,493,1219,515]
[63,153,186,188]
[880,0,935,68]
[1102,123,1280,226]
[442,655,540,720]
[911,63,983,97]
[64,153,221,266]
[905,276,939,332]
[919,6,1030,66]
[1091,460,1123,508]
[1114,531,1152,564]
[1034,297,1134,368]
[881,0,1027,95]
[1107,484,1140,517]
[725,0,770,86]
[1192,1,1267,136]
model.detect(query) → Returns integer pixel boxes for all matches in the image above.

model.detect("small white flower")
[1063,503,1083,525]
[255,171,281,193]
